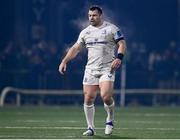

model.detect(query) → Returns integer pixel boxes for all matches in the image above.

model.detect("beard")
[90,21,96,26]
[90,20,99,27]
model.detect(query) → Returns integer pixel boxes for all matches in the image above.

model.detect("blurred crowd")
[1,28,180,106]
[0,24,60,72]
[0,38,180,89]
[127,40,180,89]
[0,39,59,72]
[0,22,180,90]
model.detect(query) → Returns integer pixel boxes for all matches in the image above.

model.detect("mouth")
[89,20,96,26]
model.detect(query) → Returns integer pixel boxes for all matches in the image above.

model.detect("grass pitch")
[0,106,180,139]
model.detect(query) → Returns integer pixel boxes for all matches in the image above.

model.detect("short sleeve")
[76,30,85,47]
[111,25,124,43]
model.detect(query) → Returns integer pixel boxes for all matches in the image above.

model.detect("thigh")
[99,81,114,97]
[83,85,99,97]
[83,85,99,104]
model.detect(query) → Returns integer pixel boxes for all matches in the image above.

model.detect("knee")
[101,94,112,105]
[84,92,95,105]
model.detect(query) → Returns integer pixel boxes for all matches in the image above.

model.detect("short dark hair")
[89,5,103,15]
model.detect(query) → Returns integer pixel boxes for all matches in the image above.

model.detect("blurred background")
[0,0,179,106]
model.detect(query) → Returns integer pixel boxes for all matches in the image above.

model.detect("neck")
[94,20,104,27]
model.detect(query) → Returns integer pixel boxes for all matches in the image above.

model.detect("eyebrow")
[88,12,98,16]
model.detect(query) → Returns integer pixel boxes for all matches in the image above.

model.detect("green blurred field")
[0,106,180,139]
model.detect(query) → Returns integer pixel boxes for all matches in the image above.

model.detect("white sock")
[84,104,95,129]
[104,101,115,123]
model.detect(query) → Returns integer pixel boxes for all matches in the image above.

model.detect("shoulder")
[106,21,119,30]
[79,25,91,36]
[103,21,120,34]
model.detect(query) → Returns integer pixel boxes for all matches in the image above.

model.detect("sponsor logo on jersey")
[102,30,106,34]
[95,38,98,42]
[114,30,123,39]
[85,31,90,35]
[85,41,108,45]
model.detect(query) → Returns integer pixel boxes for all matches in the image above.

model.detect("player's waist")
[85,67,112,75]
[85,63,111,71]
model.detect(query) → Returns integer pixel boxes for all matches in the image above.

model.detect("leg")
[100,81,115,135]
[83,85,98,136]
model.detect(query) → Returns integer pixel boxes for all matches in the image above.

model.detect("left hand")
[111,58,122,71]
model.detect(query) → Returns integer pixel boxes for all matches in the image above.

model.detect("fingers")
[59,62,67,75]
[63,64,66,74]
[58,65,63,74]
[111,59,121,70]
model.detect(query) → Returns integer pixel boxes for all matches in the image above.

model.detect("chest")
[84,28,113,43]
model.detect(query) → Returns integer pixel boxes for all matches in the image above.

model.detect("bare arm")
[59,43,81,74]
[117,39,126,55]
[111,39,126,71]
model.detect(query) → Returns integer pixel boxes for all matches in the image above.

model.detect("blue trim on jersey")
[115,37,124,43]
[114,30,123,39]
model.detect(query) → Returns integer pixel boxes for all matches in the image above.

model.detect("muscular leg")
[100,81,114,105]
[100,81,115,134]
[83,85,98,129]
[100,81,114,122]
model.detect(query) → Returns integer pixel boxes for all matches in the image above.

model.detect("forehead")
[88,10,99,15]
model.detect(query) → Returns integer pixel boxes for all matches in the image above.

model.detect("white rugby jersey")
[77,21,124,70]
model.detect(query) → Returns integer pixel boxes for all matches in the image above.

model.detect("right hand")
[111,58,122,70]
[59,61,67,75]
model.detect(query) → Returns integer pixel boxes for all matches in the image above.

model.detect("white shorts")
[83,68,115,85]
